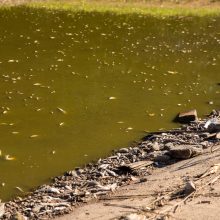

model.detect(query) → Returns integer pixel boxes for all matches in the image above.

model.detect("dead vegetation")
[120,160,220,219]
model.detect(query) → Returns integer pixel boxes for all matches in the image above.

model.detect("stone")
[168,145,203,159]
[11,212,27,220]
[123,213,147,220]
[216,132,220,139]
[204,118,220,133]
[164,142,174,150]
[148,142,160,151]
[118,148,129,153]
[0,203,4,218]
[154,154,171,163]
[184,181,196,195]
[174,109,198,124]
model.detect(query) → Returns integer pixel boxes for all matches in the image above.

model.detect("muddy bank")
[1,109,220,219]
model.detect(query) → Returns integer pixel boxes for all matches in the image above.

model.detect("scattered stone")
[168,145,203,159]
[118,161,153,174]
[121,213,147,220]
[164,142,174,150]
[139,177,148,183]
[118,148,129,153]
[216,132,220,139]
[0,203,5,218]
[149,142,160,151]
[204,118,220,133]
[184,181,196,195]
[175,109,198,124]
[154,154,171,164]
[11,212,27,220]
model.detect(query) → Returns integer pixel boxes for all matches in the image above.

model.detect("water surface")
[0,7,219,200]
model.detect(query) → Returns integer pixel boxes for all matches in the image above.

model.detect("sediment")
[1,110,220,219]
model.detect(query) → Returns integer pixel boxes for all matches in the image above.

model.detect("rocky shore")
[1,109,220,220]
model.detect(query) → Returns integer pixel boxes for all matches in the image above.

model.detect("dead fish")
[148,113,155,117]
[57,107,67,114]
[126,127,133,130]
[15,186,24,192]
[30,135,39,138]
[4,155,15,160]
[33,83,42,86]
[109,97,116,100]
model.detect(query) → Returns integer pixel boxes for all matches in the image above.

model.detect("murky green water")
[0,7,219,200]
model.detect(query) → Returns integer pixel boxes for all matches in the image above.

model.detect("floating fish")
[30,135,39,138]
[15,186,24,192]
[57,107,67,114]
[33,83,41,86]
[149,113,155,117]
[59,122,65,126]
[109,97,116,100]
[4,155,15,161]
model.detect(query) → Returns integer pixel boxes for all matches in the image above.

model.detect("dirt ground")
[56,147,220,220]
[0,0,220,8]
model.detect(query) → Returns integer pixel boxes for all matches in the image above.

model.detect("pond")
[0,7,219,201]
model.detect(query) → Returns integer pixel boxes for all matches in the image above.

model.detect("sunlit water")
[0,7,219,200]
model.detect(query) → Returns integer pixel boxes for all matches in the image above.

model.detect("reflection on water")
[0,7,219,200]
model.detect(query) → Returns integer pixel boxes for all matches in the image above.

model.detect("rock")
[200,141,209,149]
[174,109,198,124]
[203,132,217,140]
[66,170,78,177]
[0,203,4,218]
[154,154,171,163]
[122,213,147,220]
[204,118,220,133]
[168,145,203,159]
[39,186,60,194]
[216,132,220,139]
[164,142,174,150]
[184,181,196,195]
[149,142,160,151]
[11,212,27,220]
[139,177,148,183]
[118,148,129,153]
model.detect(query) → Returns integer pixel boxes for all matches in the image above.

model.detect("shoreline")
[0,0,220,17]
[1,110,220,219]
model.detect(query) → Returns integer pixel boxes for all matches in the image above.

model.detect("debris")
[196,163,220,179]
[118,161,153,173]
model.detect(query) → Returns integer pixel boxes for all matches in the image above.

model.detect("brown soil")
[56,148,220,220]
